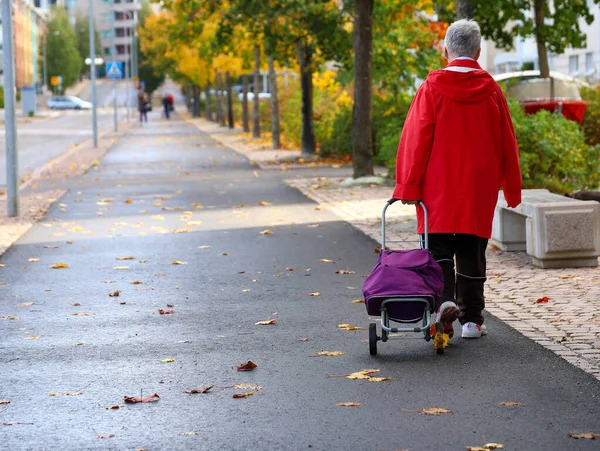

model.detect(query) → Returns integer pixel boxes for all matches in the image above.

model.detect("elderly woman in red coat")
[394,19,522,339]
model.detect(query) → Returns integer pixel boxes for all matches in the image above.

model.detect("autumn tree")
[440,0,600,78]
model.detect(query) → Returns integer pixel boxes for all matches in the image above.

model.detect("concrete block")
[527,202,600,268]
[493,189,600,268]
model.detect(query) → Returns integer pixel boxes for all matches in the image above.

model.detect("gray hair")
[444,19,481,59]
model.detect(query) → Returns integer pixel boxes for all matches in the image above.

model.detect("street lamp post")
[89,0,98,147]
[122,10,135,122]
[111,0,117,131]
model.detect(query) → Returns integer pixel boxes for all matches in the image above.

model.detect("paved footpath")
[195,119,600,382]
[1,115,599,450]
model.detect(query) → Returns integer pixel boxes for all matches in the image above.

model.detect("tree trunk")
[253,45,261,138]
[226,71,234,128]
[192,85,200,118]
[218,73,227,126]
[205,85,212,121]
[268,55,281,150]
[297,41,316,155]
[242,74,250,132]
[456,0,474,19]
[352,0,375,178]
[534,0,550,78]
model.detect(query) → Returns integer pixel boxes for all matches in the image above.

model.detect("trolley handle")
[382,199,429,250]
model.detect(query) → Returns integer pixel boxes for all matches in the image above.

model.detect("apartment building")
[479,3,599,83]
[0,0,46,88]
[76,0,141,66]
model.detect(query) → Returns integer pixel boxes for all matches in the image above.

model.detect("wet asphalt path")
[0,116,599,450]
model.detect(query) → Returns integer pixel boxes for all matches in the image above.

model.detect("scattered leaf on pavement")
[130,281,143,285]
[44,245,60,249]
[72,312,93,316]
[179,431,201,436]
[0,400,10,405]
[237,361,257,371]
[299,338,309,342]
[0,316,18,320]
[17,302,35,307]
[259,230,273,235]
[314,351,344,357]
[568,433,600,439]
[402,406,452,416]
[172,260,188,265]
[258,201,272,206]
[233,384,263,391]
[198,245,211,249]
[336,402,361,407]
[255,319,276,325]
[160,358,175,363]
[318,259,333,263]
[351,299,365,304]
[1,421,34,425]
[108,290,120,297]
[499,401,523,407]
[114,266,129,270]
[158,309,175,315]
[61,392,83,396]
[105,405,121,410]
[49,263,69,269]
[116,256,135,260]
[233,392,253,398]
[123,393,160,404]
[535,296,549,303]
[308,292,322,297]
[345,369,382,380]
[184,385,215,394]
[338,324,363,331]
[336,270,355,275]
[467,444,504,450]
[27,258,40,263]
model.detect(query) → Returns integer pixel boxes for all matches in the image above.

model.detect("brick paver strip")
[187,118,600,381]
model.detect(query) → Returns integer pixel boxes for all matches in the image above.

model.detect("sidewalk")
[190,117,600,381]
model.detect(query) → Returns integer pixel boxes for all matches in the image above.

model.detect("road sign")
[50,75,60,86]
[106,61,123,79]
[132,76,139,82]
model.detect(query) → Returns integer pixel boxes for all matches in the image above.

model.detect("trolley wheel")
[369,323,378,355]
[381,328,388,342]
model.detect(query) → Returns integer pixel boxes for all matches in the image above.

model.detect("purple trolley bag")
[362,199,444,355]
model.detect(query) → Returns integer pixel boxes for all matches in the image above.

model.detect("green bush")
[0,86,4,109]
[372,93,411,172]
[509,100,599,193]
[318,102,352,157]
[580,85,600,146]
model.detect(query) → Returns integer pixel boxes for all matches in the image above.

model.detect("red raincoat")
[393,59,522,239]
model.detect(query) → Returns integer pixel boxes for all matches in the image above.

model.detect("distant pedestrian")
[138,89,148,124]
[162,93,172,119]
[393,19,522,340]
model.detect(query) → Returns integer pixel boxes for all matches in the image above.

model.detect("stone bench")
[492,189,600,268]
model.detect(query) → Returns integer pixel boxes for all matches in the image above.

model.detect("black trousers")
[425,233,488,325]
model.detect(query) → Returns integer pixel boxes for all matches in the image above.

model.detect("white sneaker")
[462,322,487,339]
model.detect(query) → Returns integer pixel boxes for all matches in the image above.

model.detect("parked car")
[47,96,93,110]
[493,70,589,123]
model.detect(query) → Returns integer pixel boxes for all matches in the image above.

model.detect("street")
[0,114,598,450]
[0,80,136,188]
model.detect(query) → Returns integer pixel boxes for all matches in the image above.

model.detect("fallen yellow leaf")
[336,402,361,407]
[346,369,381,380]
[172,260,188,265]
[318,259,333,263]
[187,221,202,226]
[130,281,143,285]
[108,290,120,297]
[351,299,365,304]
[160,358,175,363]
[49,263,69,269]
[338,324,363,331]
[259,229,273,235]
[308,292,322,297]
[336,269,355,274]
[17,302,35,307]
[258,201,272,206]
[403,406,452,416]
[568,433,600,440]
[179,431,201,436]
[316,351,344,356]
[116,256,135,260]
[255,319,276,325]
[113,266,129,270]
[198,245,211,249]
[27,258,40,263]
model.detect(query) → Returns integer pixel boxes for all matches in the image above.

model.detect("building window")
[569,55,579,74]
[585,53,594,72]
[100,30,113,39]
[104,47,112,56]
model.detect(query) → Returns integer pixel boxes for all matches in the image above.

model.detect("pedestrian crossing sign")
[106,62,123,79]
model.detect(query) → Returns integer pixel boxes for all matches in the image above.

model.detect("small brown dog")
[571,190,600,202]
